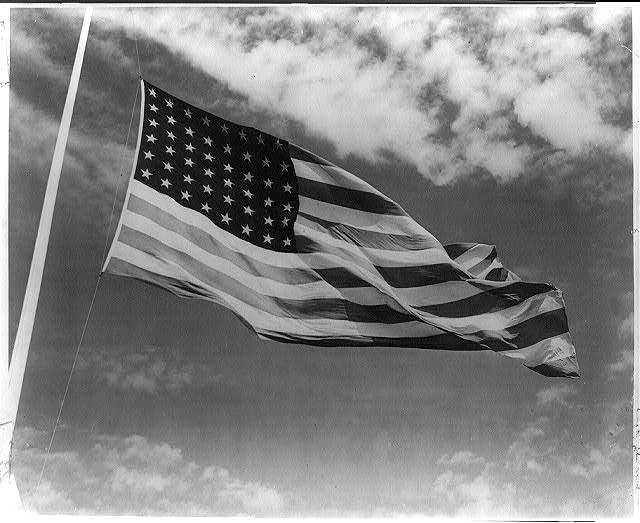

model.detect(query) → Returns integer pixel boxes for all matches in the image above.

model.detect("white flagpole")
[0,7,92,495]
[0,7,9,396]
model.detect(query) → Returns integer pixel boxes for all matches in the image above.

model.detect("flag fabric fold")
[103,79,579,378]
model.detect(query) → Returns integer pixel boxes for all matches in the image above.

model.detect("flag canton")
[134,81,299,252]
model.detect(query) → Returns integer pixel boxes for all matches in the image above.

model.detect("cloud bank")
[94,6,631,185]
[12,427,285,515]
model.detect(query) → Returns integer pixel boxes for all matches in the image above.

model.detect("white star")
[239,129,247,140]
[204,153,213,162]
[221,213,232,224]
[224,179,233,188]
[257,134,265,145]
[163,162,173,172]
[203,184,212,194]
[243,151,252,161]
[167,116,176,125]
[262,158,271,167]
[202,116,210,126]
[223,163,233,172]
[148,88,156,97]
[146,134,157,143]
[185,127,194,137]
[263,234,273,244]
[185,143,195,152]
[264,216,274,226]
[220,123,229,134]
[241,224,252,236]
[165,146,175,155]
[201,202,211,213]
[282,217,290,226]
[148,119,158,127]
[264,178,273,188]
[204,136,213,146]
[283,183,292,193]
[224,144,232,154]
[280,162,289,172]
[204,168,213,177]
[181,191,191,201]
[184,108,192,118]
[144,150,154,160]
[264,197,273,207]
[275,139,283,149]
[243,189,253,199]
[167,131,176,140]
[185,158,194,167]
[141,168,152,179]
[243,205,254,216]
[149,104,158,112]
[223,194,233,205]
[283,202,293,212]
[283,237,292,247]
[161,178,171,188]
[166,99,173,108]
[183,174,194,184]
[243,172,253,182]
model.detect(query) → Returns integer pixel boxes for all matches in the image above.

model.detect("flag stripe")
[298,195,422,236]
[297,176,405,216]
[298,212,433,251]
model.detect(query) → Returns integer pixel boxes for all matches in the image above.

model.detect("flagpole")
[0,7,92,497]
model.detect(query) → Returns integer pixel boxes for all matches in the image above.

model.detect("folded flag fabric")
[102,79,579,378]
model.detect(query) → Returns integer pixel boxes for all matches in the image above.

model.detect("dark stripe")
[444,243,476,260]
[374,263,468,288]
[289,143,334,166]
[485,267,509,281]
[115,228,418,324]
[416,281,554,318]
[467,246,497,275]
[298,213,434,251]
[259,330,481,351]
[314,267,376,288]
[297,177,404,216]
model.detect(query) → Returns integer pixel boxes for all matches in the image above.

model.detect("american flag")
[103,79,579,378]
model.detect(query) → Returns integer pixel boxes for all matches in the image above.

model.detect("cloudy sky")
[7,4,634,518]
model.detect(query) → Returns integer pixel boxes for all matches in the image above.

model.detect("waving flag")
[103,79,579,378]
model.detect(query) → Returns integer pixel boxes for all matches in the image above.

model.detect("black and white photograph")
[0,3,636,519]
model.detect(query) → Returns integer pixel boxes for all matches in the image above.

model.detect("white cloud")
[76,345,224,393]
[536,383,577,407]
[606,349,633,379]
[618,312,633,339]
[91,6,631,186]
[12,427,285,515]
[438,450,485,467]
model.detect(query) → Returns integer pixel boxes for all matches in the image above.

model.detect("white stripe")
[453,244,494,268]
[293,157,392,198]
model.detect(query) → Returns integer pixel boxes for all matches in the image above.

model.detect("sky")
[6,4,634,518]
